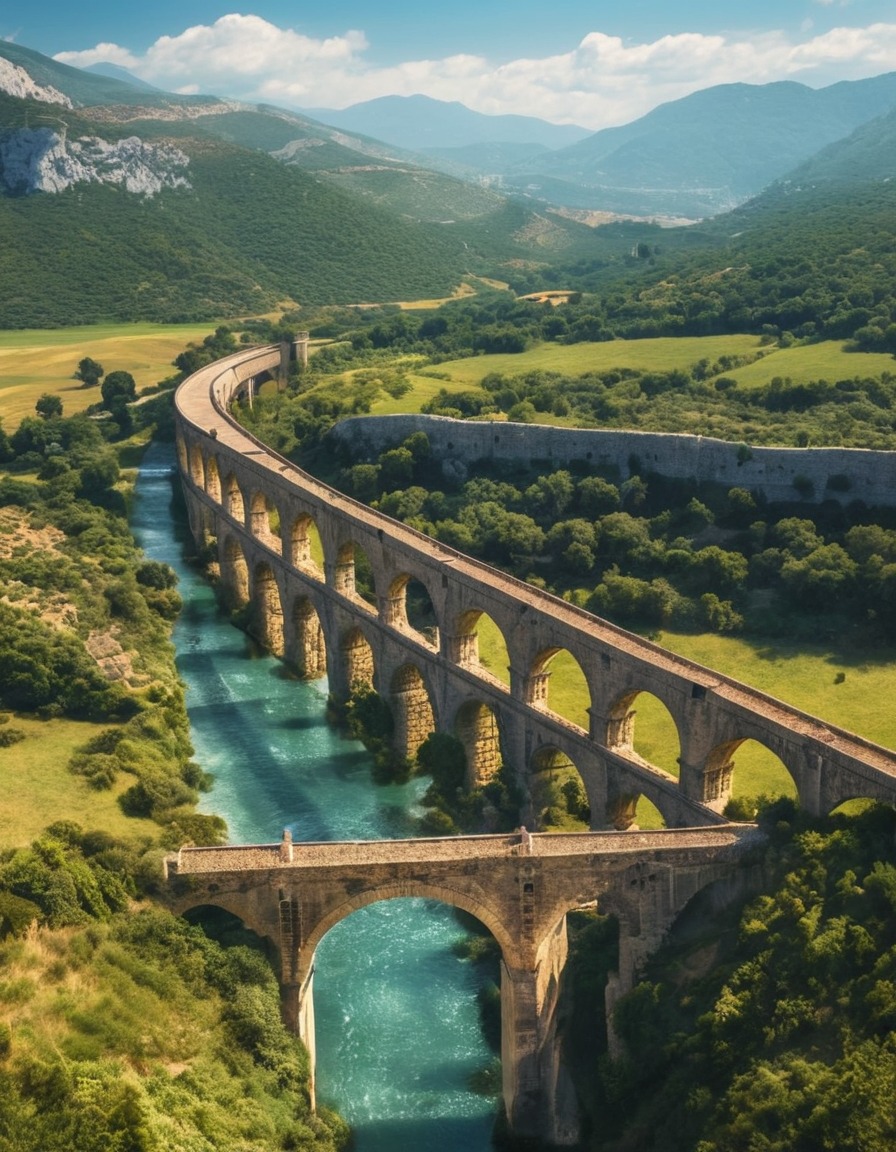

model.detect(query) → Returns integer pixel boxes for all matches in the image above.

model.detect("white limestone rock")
[0,57,72,107]
[0,128,191,195]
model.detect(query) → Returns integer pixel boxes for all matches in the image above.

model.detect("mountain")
[85,62,165,94]
[304,94,590,152]
[504,75,896,218]
[0,39,213,110]
[0,44,615,327]
[774,102,896,188]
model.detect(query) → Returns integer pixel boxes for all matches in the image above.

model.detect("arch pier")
[169,342,896,1143]
[166,827,757,1145]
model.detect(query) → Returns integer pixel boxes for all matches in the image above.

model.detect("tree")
[35,393,63,420]
[74,357,104,388]
[100,370,137,409]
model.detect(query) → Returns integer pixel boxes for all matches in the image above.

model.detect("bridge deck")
[175,346,896,796]
[169,826,759,874]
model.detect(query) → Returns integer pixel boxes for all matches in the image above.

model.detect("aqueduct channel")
[171,342,896,1142]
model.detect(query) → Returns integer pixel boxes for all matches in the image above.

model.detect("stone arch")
[386,574,440,649]
[175,433,188,475]
[605,689,682,777]
[342,626,375,691]
[455,700,503,787]
[220,535,249,609]
[528,648,592,730]
[223,473,245,525]
[530,746,591,832]
[452,609,511,686]
[172,895,274,952]
[390,663,436,760]
[292,596,327,679]
[289,513,324,577]
[334,541,377,611]
[604,789,668,832]
[250,491,282,552]
[252,562,285,656]
[703,738,797,813]
[188,443,205,488]
[205,454,222,503]
[634,795,666,830]
[302,885,517,977]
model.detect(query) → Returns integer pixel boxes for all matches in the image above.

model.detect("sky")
[4,1,896,129]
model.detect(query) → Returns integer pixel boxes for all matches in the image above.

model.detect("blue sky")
[5,2,896,127]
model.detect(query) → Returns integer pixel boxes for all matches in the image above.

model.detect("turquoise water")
[133,444,497,1151]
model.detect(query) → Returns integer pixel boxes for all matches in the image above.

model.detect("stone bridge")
[171,342,896,1143]
[174,343,896,827]
[166,825,760,1143]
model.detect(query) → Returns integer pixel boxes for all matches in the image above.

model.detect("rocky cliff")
[0,55,71,108]
[0,127,191,195]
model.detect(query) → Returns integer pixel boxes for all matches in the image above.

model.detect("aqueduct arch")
[220,535,249,609]
[530,746,591,832]
[452,609,511,686]
[334,540,378,610]
[291,595,327,679]
[289,513,324,576]
[205,454,222,503]
[455,699,503,787]
[386,573,440,649]
[390,663,436,759]
[528,647,592,731]
[250,491,281,552]
[223,473,245,525]
[252,562,285,656]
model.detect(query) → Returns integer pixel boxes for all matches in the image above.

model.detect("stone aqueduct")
[170,342,896,1143]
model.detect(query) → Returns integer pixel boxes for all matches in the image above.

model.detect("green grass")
[364,337,895,411]
[430,335,765,386]
[724,342,896,390]
[0,322,218,425]
[477,613,896,828]
[371,371,477,416]
[0,715,158,847]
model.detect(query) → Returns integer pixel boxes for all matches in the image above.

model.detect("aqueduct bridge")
[171,342,896,1142]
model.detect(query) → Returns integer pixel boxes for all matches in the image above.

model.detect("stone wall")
[330,414,896,507]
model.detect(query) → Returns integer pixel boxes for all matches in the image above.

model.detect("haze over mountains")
[0,38,895,328]
[307,74,896,219]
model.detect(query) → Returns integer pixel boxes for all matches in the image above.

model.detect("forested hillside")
[0,349,345,1150]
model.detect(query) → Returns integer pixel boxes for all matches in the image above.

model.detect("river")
[133,443,497,1151]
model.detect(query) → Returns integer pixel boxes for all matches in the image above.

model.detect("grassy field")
[371,338,895,407]
[0,715,158,847]
[476,614,896,827]
[0,321,218,426]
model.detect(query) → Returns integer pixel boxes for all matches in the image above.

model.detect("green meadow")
[0,321,218,425]
[0,715,158,847]
[475,613,896,828]
[367,337,896,420]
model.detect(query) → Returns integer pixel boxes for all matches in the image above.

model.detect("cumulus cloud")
[54,14,896,129]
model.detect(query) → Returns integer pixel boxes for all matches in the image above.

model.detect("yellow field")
[0,321,218,425]
[0,715,158,847]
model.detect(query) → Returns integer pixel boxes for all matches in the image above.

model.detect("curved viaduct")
[174,343,896,826]
[171,342,896,1142]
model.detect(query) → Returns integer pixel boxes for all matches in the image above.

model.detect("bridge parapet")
[174,343,896,822]
[166,824,760,1144]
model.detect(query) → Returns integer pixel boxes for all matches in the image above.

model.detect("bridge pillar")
[680,758,732,813]
[500,920,579,1145]
[295,970,317,1110]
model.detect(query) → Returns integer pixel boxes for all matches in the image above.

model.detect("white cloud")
[54,14,896,129]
